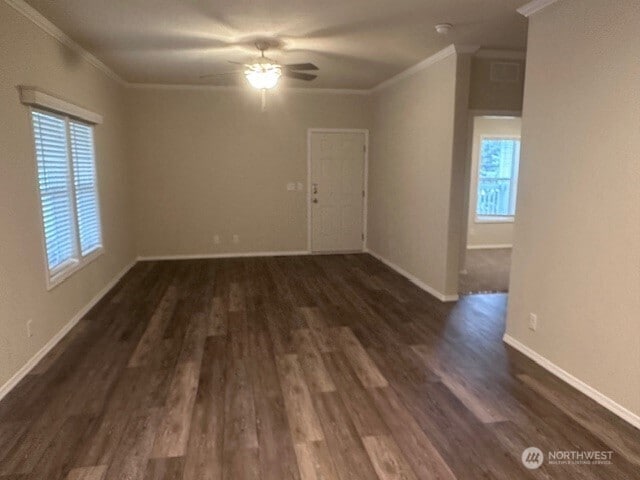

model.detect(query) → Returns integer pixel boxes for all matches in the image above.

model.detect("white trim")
[469,109,523,117]
[47,248,104,290]
[371,44,479,93]
[454,45,482,55]
[21,88,103,124]
[0,259,136,402]
[475,49,526,61]
[517,0,560,17]
[4,0,125,85]
[127,83,370,96]
[474,216,515,224]
[467,244,513,250]
[137,251,310,261]
[503,334,640,430]
[307,129,369,254]
[366,249,459,302]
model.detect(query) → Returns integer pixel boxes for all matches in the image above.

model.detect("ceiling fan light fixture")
[244,63,282,90]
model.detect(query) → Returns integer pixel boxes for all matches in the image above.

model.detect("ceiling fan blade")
[199,71,242,79]
[227,60,248,66]
[284,63,319,71]
[284,71,318,81]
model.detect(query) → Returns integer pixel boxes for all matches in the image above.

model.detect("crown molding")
[517,0,560,17]
[455,44,481,55]
[127,83,370,95]
[4,0,125,85]
[475,49,526,60]
[371,45,455,93]
[371,44,479,93]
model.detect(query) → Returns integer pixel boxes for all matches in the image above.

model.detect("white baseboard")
[137,250,310,261]
[503,334,640,430]
[366,249,458,302]
[467,244,513,250]
[0,259,136,402]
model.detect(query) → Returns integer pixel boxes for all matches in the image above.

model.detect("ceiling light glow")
[244,63,282,89]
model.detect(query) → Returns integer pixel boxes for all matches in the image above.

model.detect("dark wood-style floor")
[0,255,638,480]
[459,248,512,295]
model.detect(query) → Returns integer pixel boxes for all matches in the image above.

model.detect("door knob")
[312,198,318,203]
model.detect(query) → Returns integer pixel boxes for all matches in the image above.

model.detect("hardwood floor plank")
[518,373,640,466]
[361,435,418,480]
[223,356,258,447]
[254,395,302,480]
[0,417,66,475]
[28,415,95,480]
[412,344,507,424]
[222,447,259,480]
[104,409,162,480]
[311,392,378,480]
[322,351,389,437]
[182,337,226,480]
[0,255,636,480]
[143,457,184,480]
[275,354,324,443]
[333,327,388,388]
[294,441,339,480]
[208,297,228,336]
[66,465,107,480]
[151,361,200,458]
[293,329,337,393]
[128,286,178,367]
[368,388,456,480]
[229,282,246,312]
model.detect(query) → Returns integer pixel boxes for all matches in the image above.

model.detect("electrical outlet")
[27,319,33,338]
[528,313,538,331]
[213,235,220,245]
[232,234,239,244]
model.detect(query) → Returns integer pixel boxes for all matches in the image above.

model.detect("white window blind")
[70,121,101,255]
[31,110,102,287]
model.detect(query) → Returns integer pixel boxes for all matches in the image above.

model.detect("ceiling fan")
[201,41,319,87]
[200,41,319,109]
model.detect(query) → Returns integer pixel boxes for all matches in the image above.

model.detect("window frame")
[30,108,104,290]
[474,134,521,224]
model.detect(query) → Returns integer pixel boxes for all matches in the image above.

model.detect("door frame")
[306,128,369,253]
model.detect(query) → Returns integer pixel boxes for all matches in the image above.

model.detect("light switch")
[296,182,304,191]
[287,182,295,191]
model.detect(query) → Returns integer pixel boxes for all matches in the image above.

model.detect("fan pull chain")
[261,89,267,112]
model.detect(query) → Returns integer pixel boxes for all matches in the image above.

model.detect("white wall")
[467,116,521,248]
[507,0,640,419]
[367,50,471,299]
[0,2,135,390]
[127,87,371,257]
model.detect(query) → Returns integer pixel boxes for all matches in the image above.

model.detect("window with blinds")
[31,109,102,287]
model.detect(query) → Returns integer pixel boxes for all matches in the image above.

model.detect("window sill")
[475,216,515,224]
[46,247,104,290]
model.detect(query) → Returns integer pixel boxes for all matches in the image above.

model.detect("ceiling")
[24,0,529,89]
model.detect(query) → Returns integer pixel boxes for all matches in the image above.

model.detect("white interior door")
[310,131,366,253]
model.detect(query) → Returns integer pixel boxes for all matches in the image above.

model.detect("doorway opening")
[459,115,521,294]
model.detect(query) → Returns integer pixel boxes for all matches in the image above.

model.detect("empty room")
[0,0,638,479]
